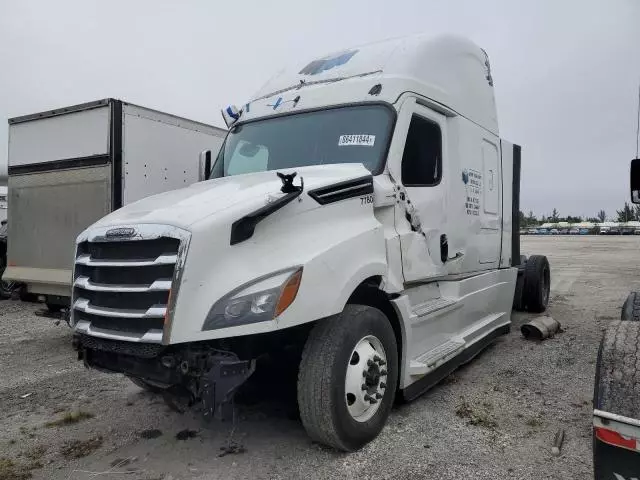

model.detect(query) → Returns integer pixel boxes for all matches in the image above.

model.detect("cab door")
[388,98,451,282]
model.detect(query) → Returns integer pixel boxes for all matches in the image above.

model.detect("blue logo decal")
[267,97,283,110]
[298,50,359,76]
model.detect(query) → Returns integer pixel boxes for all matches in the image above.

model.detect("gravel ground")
[1,235,638,480]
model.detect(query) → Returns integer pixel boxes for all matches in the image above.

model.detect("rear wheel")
[621,292,640,321]
[297,305,398,451]
[522,255,550,313]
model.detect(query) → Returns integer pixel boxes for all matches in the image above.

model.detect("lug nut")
[373,355,381,362]
[376,393,383,399]
[378,359,387,366]
[369,398,378,404]
[364,394,372,402]
[380,369,387,376]
[361,384,368,391]
[380,382,387,389]
[367,359,374,367]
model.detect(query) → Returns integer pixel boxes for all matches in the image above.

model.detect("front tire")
[297,305,398,451]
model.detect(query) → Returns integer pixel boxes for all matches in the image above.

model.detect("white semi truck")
[2,99,226,310]
[71,34,550,451]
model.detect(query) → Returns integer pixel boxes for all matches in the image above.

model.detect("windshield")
[211,105,394,178]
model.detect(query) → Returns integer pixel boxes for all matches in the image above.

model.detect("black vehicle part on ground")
[593,321,640,479]
[517,255,550,313]
[201,358,255,419]
[621,291,640,321]
[297,304,398,452]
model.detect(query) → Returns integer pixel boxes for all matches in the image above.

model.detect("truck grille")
[72,235,182,343]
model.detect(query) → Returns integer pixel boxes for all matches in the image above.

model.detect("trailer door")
[3,102,113,299]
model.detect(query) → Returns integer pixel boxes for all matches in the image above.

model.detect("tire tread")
[596,321,640,419]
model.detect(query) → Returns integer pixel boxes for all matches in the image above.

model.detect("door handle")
[440,234,448,264]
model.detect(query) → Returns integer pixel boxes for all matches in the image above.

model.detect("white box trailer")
[3,99,226,309]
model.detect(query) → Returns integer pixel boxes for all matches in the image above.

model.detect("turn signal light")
[275,269,302,316]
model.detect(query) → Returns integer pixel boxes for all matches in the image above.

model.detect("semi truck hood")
[90,163,373,230]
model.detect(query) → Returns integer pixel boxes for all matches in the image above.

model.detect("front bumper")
[73,333,255,419]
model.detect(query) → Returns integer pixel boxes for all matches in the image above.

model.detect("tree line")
[519,203,640,228]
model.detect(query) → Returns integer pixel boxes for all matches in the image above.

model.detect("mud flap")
[202,359,256,420]
[594,436,640,479]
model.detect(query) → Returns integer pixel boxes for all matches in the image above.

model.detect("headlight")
[202,267,302,331]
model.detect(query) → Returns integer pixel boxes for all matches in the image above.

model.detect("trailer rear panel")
[3,99,225,304]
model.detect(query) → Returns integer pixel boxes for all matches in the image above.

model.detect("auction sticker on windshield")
[338,134,376,147]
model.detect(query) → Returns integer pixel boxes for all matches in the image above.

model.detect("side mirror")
[199,150,212,182]
[631,158,640,203]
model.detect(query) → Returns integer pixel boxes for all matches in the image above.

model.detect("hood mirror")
[199,150,212,181]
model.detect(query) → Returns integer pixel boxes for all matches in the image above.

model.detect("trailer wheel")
[593,321,640,478]
[621,292,640,321]
[297,304,398,451]
[522,255,550,313]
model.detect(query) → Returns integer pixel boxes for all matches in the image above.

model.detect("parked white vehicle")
[71,34,550,451]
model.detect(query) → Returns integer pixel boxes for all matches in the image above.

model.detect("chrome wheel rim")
[344,335,388,422]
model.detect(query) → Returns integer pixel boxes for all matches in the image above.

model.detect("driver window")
[401,115,442,186]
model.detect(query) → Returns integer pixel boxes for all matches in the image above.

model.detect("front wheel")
[297,304,398,451]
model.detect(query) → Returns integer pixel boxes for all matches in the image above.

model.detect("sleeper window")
[401,115,442,186]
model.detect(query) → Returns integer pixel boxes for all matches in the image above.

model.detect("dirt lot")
[1,235,638,480]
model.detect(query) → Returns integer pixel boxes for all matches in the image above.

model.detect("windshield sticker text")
[338,135,376,147]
